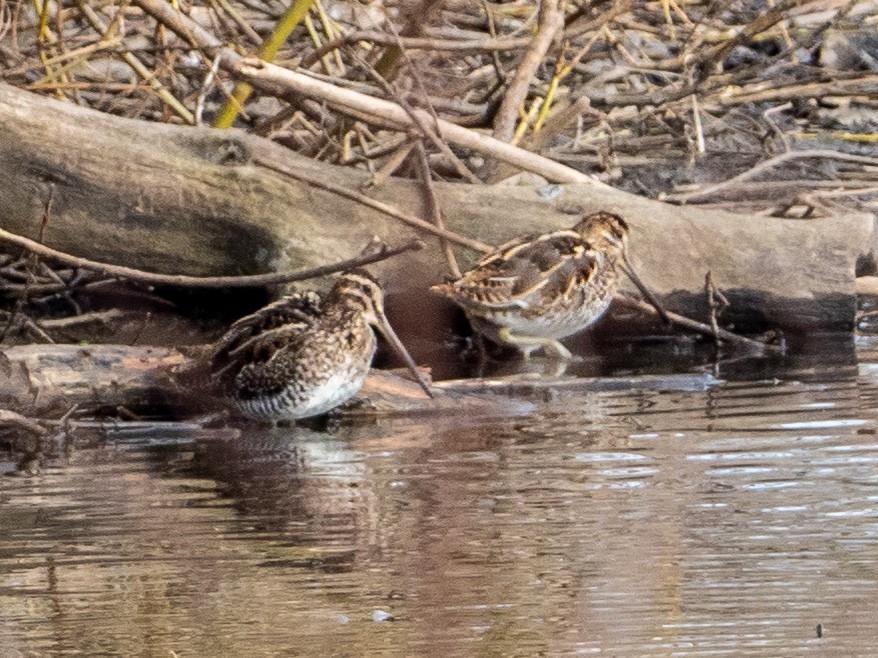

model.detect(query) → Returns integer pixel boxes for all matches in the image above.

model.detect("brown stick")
[493,0,565,143]
[667,150,878,203]
[616,295,782,353]
[254,157,493,253]
[0,227,428,288]
[0,409,48,436]
[414,139,461,278]
[131,0,604,186]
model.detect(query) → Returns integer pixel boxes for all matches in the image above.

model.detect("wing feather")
[441,231,599,308]
[212,291,321,357]
[207,293,320,396]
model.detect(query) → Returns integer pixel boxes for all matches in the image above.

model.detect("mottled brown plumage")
[206,270,431,421]
[431,212,635,359]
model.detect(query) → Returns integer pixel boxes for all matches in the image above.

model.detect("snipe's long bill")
[431,211,659,359]
[207,270,432,422]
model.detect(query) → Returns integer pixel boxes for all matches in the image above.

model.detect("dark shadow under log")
[1,82,875,333]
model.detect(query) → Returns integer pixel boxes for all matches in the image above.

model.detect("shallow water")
[2,338,878,656]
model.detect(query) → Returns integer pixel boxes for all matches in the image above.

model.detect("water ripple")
[2,361,878,655]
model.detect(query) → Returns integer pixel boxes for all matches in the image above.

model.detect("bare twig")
[0,227,430,288]
[617,294,781,354]
[195,53,222,126]
[705,271,730,344]
[40,309,126,329]
[493,0,564,143]
[131,0,604,186]
[0,409,48,437]
[254,157,493,253]
[668,150,878,203]
[414,139,461,278]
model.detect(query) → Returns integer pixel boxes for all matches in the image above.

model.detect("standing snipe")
[431,211,654,359]
[206,270,432,421]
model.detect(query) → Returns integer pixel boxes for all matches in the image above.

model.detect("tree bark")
[1,82,875,333]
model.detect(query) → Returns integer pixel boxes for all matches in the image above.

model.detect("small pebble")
[372,610,393,622]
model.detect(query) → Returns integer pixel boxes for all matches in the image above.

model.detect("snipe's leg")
[496,327,573,360]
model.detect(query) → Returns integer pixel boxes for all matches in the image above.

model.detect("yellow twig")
[314,0,345,75]
[832,132,878,143]
[33,0,62,96]
[303,13,332,75]
[214,0,317,128]
[534,42,569,134]
[513,97,543,145]
[659,0,676,40]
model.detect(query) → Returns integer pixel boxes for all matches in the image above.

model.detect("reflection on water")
[2,342,878,656]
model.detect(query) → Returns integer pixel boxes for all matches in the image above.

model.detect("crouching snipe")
[207,270,432,422]
[431,212,655,359]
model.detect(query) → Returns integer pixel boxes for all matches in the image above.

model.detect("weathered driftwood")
[1,82,875,332]
[0,344,187,415]
[0,344,719,417]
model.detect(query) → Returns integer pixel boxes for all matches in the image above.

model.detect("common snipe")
[431,211,654,359]
[205,270,432,421]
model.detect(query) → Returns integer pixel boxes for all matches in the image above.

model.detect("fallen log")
[0,344,720,418]
[1,81,875,333]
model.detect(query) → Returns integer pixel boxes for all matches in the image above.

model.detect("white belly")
[233,367,368,421]
[480,295,614,340]
[293,370,366,418]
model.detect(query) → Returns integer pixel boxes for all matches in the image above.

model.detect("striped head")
[573,212,629,256]
[327,269,433,399]
[327,269,386,320]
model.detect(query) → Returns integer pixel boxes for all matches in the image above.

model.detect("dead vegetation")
[0,1,876,454]
[1,0,876,212]
[0,1,875,335]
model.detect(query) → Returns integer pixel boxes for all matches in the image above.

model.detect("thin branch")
[668,150,878,203]
[254,157,493,253]
[131,0,604,186]
[40,309,126,329]
[493,0,564,142]
[414,139,461,278]
[0,227,428,288]
[616,295,782,354]
[0,409,48,437]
